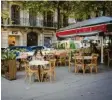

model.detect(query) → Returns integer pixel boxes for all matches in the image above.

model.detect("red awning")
[56,24,107,37]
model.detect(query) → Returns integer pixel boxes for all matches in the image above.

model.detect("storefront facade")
[1,28,56,48]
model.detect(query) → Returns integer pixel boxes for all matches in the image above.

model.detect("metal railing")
[1,17,57,28]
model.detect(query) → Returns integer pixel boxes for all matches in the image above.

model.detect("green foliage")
[70,41,76,49]
[1,10,9,19]
[13,48,26,52]
[1,51,16,60]
[22,1,56,15]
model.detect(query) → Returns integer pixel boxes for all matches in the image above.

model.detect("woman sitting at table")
[31,50,45,72]
[32,50,44,61]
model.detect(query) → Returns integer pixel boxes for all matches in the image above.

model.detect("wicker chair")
[107,50,112,67]
[41,59,56,82]
[66,55,72,72]
[86,54,98,73]
[56,56,66,66]
[74,55,85,74]
[24,62,40,83]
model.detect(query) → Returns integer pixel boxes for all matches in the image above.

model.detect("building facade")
[1,1,76,48]
[1,1,57,48]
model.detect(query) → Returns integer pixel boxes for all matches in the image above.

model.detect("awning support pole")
[101,36,104,63]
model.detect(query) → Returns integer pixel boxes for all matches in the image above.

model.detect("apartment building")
[1,1,76,48]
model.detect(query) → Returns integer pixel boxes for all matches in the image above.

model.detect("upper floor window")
[1,1,8,10]
[43,11,53,27]
[29,8,36,26]
[1,1,3,10]
[11,5,20,24]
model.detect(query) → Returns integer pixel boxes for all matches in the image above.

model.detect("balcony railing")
[1,18,57,28]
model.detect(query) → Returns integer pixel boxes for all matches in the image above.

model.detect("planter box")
[5,60,17,80]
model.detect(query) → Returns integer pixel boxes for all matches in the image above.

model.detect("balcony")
[1,18,57,29]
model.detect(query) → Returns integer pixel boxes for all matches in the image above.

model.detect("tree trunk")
[102,2,106,16]
[102,6,106,16]
[95,11,98,17]
[57,2,60,29]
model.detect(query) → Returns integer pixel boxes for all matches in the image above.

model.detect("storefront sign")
[12,31,18,34]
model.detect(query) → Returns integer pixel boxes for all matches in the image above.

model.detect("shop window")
[8,36,16,46]
[44,37,51,47]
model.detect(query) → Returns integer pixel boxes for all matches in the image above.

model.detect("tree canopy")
[20,1,112,28]
[2,1,112,28]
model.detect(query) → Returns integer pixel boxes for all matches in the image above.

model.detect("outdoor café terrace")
[1,16,112,100]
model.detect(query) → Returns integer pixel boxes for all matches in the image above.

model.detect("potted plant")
[1,50,17,80]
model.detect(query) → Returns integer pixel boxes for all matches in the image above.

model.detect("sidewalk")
[1,65,112,100]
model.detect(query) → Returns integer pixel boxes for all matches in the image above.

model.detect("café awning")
[56,24,106,37]
[56,16,112,38]
[58,31,101,38]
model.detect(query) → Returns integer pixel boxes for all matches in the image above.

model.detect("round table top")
[16,56,27,59]
[29,60,49,66]
[73,56,92,60]
[84,56,92,59]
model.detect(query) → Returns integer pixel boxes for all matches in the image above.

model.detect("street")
[1,66,112,100]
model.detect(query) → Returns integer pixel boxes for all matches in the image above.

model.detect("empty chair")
[56,56,66,66]
[107,50,112,67]
[24,61,40,83]
[86,54,98,73]
[74,55,85,74]
[66,55,72,72]
[41,59,56,82]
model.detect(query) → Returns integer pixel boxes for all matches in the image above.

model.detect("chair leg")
[57,62,58,66]
[77,67,79,73]
[95,66,98,73]
[41,73,44,82]
[49,74,52,82]
[108,60,110,67]
[83,70,85,74]
[68,65,70,72]
[35,72,40,82]
[45,75,47,82]
[57,62,60,66]
[60,62,61,66]
[53,71,56,81]
[75,66,77,73]
[83,67,85,74]
[29,74,32,84]
[90,67,92,74]
[57,62,59,66]
[25,74,28,82]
